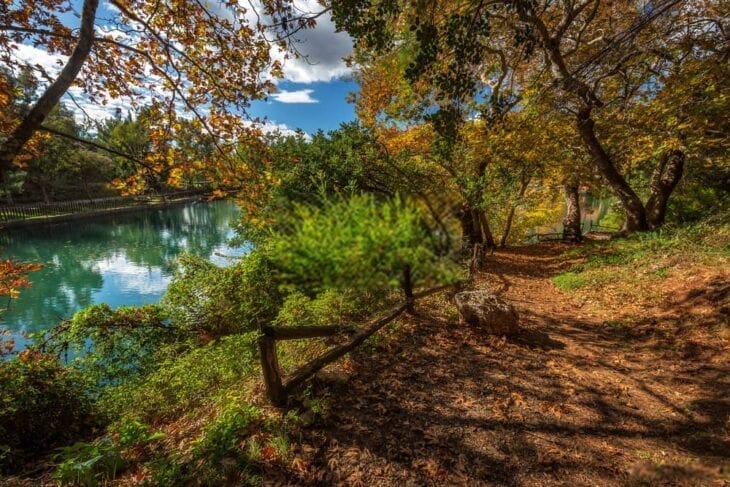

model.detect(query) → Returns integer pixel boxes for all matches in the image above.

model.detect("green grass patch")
[553,214,729,303]
[553,272,591,290]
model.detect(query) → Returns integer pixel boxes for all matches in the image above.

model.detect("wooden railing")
[0,189,206,223]
[258,267,456,406]
[535,232,563,242]
[531,220,620,243]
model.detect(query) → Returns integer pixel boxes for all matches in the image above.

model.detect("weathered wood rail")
[532,220,620,243]
[258,267,455,406]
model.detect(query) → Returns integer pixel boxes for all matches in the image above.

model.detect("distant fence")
[531,220,620,243]
[534,232,563,242]
[0,189,206,223]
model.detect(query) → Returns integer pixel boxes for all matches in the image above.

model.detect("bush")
[264,194,462,319]
[52,304,171,390]
[52,438,123,487]
[193,403,262,462]
[163,251,283,338]
[0,351,95,472]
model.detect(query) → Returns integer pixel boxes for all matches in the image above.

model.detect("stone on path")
[454,290,520,335]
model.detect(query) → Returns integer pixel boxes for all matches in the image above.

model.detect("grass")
[553,215,730,305]
[552,272,591,290]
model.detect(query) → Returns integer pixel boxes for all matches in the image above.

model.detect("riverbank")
[7,233,728,485]
[0,194,208,231]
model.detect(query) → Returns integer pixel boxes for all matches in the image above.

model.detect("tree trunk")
[475,209,496,251]
[0,0,99,176]
[500,174,530,247]
[500,206,517,248]
[576,109,649,231]
[458,205,490,277]
[562,182,582,242]
[458,204,478,254]
[82,178,94,202]
[40,184,50,204]
[646,149,684,228]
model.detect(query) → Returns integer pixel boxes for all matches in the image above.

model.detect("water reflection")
[0,200,246,339]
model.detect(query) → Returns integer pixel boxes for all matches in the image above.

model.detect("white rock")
[454,290,520,335]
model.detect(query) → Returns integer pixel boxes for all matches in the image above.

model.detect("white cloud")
[269,88,318,103]
[9,42,66,75]
[241,0,354,83]
[274,12,354,84]
[249,119,311,140]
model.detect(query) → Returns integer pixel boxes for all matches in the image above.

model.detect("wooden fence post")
[468,243,483,280]
[258,327,286,406]
[402,265,415,314]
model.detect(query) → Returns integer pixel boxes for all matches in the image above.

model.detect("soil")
[269,243,730,486]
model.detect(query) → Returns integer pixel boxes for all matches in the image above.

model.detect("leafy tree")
[331,0,728,232]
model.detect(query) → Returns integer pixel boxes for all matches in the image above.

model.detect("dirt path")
[271,244,729,486]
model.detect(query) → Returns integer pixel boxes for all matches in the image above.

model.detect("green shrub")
[265,194,462,310]
[163,252,283,338]
[115,419,165,449]
[274,288,378,327]
[52,304,171,389]
[193,403,262,462]
[0,352,94,472]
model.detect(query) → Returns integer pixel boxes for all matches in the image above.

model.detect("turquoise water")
[0,200,246,349]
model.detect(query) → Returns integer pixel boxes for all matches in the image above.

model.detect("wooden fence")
[0,189,205,223]
[532,220,620,243]
[258,266,456,406]
[535,232,563,242]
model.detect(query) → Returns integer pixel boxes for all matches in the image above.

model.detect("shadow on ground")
[270,244,729,486]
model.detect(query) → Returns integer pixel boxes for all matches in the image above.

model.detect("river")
[0,200,246,351]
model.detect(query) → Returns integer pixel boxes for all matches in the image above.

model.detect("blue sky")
[251,80,358,134]
[11,0,358,136]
